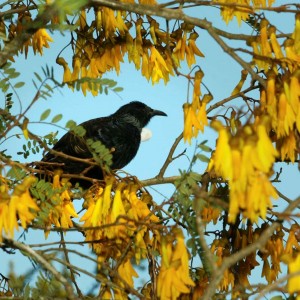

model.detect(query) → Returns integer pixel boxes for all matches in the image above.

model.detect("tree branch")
[3,238,79,300]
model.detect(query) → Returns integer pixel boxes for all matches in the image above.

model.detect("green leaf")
[51,114,63,123]
[45,83,53,92]
[14,82,25,88]
[4,67,15,75]
[32,79,38,90]
[2,62,12,70]
[197,153,210,163]
[7,166,26,180]
[65,120,77,130]
[40,109,51,121]
[270,296,284,300]
[108,80,117,88]
[34,72,43,82]
[198,142,212,152]
[113,87,123,93]
[9,72,20,79]
[73,125,86,137]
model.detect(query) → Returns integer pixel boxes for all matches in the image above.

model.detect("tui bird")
[41,101,167,188]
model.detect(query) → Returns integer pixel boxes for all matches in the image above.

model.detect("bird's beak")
[151,109,167,117]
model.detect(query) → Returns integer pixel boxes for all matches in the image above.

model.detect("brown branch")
[207,85,260,114]
[156,132,183,179]
[254,270,300,300]
[141,175,180,186]
[0,5,37,18]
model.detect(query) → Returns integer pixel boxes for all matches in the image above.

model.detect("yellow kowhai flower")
[259,19,272,66]
[81,177,158,263]
[210,238,235,291]
[43,172,77,236]
[284,38,300,72]
[106,259,139,300]
[101,7,118,38]
[186,32,204,67]
[127,18,143,70]
[115,10,128,35]
[265,70,278,126]
[71,56,82,82]
[141,48,151,81]
[149,18,158,45]
[193,70,204,98]
[292,13,300,55]
[289,71,300,114]
[247,19,274,72]
[201,206,221,225]
[149,46,171,84]
[277,131,297,162]
[284,224,300,254]
[78,10,87,30]
[108,182,127,239]
[209,121,233,180]
[98,286,113,299]
[173,29,187,62]
[183,103,200,144]
[287,253,300,294]
[231,70,248,95]
[261,70,300,162]
[0,176,39,242]
[31,29,53,55]
[249,37,265,71]
[81,186,108,253]
[209,121,278,223]
[183,71,210,144]
[261,259,278,284]
[157,228,195,299]
[219,0,252,25]
[56,57,72,86]
[269,26,284,60]
[261,230,284,283]
[124,182,159,263]
[118,259,138,289]
[277,91,296,137]
[256,124,279,171]
[104,45,123,70]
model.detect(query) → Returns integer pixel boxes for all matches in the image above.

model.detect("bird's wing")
[42,130,91,163]
[85,116,142,169]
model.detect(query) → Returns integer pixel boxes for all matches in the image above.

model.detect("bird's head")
[115,101,167,130]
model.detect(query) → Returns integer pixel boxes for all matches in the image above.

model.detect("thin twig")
[59,231,83,297]
[156,132,183,178]
[3,238,78,300]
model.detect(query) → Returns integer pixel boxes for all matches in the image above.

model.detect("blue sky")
[1,0,300,293]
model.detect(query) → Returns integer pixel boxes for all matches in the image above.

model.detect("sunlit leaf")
[40,109,51,121]
[51,114,63,123]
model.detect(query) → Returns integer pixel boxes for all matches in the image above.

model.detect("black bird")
[41,101,167,188]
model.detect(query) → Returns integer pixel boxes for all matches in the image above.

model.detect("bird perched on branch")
[41,101,167,188]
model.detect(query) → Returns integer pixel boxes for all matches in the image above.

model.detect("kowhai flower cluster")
[0,176,39,242]
[56,8,204,94]
[208,121,278,223]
